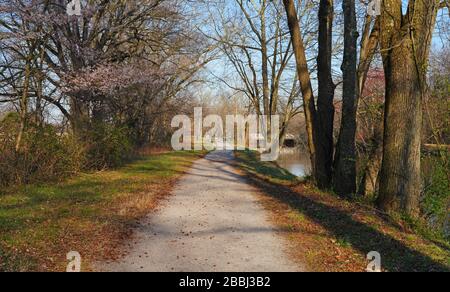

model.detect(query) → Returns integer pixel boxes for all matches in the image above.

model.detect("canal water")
[277,150,312,178]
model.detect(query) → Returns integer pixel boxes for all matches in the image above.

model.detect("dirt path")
[99,151,303,272]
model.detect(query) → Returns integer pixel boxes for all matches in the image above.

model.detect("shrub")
[83,122,133,169]
[0,114,135,189]
[421,153,450,239]
[0,113,85,187]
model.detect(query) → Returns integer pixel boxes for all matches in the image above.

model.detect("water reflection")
[277,150,311,178]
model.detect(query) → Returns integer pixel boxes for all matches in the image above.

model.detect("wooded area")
[0,0,449,272]
[283,0,449,231]
[0,0,213,180]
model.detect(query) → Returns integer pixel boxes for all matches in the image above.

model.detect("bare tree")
[333,0,358,196]
[283,0,321,183]
[316,0,335,188]
[0,0,212,145]
[377,0,446,216]
[205,0,314,144]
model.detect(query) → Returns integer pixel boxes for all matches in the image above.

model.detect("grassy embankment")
[0,151,206,272]
[235,150,450,272]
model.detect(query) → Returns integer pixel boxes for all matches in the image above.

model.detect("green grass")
[234,150,300,185]
[0,151,205,272]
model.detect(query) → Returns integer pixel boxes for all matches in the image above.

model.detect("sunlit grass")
[0,151,205,271]
[234,150,300,185]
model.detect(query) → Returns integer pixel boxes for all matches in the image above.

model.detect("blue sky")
[200,0,449,103]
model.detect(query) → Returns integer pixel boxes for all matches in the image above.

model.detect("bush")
[83,122,133,169]
[421,153,450,239]
[0,113,85,187]
[0,114,135,189]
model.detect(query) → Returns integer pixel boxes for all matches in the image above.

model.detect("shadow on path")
[233,153,449,272]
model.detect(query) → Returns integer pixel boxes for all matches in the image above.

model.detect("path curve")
[99,151,303,272]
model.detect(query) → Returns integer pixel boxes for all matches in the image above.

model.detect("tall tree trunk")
[316,0,335,189]
[34,47,46,127]
[377,41,423,215]
[260,1,270,120]
[282,0,318,180]
[356,17,381,196]
[333,0,358,196]
[377,0,440,216]
[357,17,380,98]
[15,61,31,152]
[35,79,43,126]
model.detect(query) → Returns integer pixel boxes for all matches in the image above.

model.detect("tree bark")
[357,17,380,98]
[316,0,335,189]
[260,2,271,120]
[15,61,31,152]
[377,0,440,216]
[282,0,318,180]
[358,140,383,196]
[333,0,358,196]
[355,17,381,196]
[377,41,423,215]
